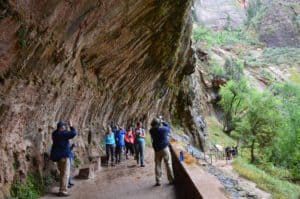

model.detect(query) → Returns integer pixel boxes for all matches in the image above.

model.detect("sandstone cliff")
[0,1,206,197]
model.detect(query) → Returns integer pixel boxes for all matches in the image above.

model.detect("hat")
[57,121,66,129]
[151,118,161,128]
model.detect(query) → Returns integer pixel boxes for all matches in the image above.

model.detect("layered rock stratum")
[0,1,210,197]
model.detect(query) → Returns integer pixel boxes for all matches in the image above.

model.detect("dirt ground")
[41,148,177,199]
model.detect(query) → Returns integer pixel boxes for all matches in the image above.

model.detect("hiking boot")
[168,181,174,185]
[68,182,74,188]
[155,182,161,186]
[140,164,145,167]
[58,192,70,197]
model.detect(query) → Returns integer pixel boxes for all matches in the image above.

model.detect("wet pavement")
[41,149,177,199]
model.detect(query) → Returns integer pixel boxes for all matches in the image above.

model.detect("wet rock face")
[0,0,195,196]
[258,0,300,47]
[193,0,246,30]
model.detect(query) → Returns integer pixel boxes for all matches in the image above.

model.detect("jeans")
[57,158,70,193]
[125,142,135,157]
[106,144,115,164]
[115,146,124,163]
[135,139,145,166]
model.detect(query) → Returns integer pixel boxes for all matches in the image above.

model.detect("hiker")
[68,143,75,188]
[115,126,126,163]
[231,146,238,158]
[104,126,116,166]
[150,117,174,186]
[225,146,232,160]
[125,127,135,159]
[110,121,118,135]
[50,120,77,197]
[134,121,146,167]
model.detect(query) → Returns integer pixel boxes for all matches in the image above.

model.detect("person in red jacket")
[125,127,135,159]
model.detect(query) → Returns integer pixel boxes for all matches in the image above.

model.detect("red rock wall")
[0,0,196,196]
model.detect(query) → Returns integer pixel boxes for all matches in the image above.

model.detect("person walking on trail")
[125,127,135,159]
[115,126,126,163]
[134,121,146,167]
[150,117,174,186]
[225,146,232,161]
[110,121,118,135]
[50,120,77,197]
[104,126,116,166]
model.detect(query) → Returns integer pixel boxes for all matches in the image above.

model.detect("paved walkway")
[41,149,177,199]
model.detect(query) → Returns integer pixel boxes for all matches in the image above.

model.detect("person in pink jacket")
[125,127,135,159]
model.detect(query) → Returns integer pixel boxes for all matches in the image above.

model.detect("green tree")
[269,83,300,178]
[219,79,249,134]
[223,57,244,80]
[235,90,283,163]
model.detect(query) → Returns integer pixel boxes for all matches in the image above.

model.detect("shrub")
[73,155,81,168]
[193,26,244,46]
[10,172,45,199]
[245,47,300,68]
[245,0,262,25]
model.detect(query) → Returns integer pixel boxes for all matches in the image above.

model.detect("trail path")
[41,149,177,199]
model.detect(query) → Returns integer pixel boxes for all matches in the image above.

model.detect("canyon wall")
[0,0,208,197]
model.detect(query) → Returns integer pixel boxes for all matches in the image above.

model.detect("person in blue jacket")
[150,117,174,186]
[115,126,126,163]
[50,120,77,197]
[104,126,116,166]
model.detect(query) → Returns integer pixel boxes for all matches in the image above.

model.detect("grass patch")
[192,25,258,47]
[193,25,240,46]
[10,172,46,199]
[256,162,291,179]
[288,68,300,84]
[206,116,236,147]
[233,157,300,199]
[245,47,300,68]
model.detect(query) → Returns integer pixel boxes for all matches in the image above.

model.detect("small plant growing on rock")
[73,155,81,168]
[10,172,45,199]
[16,24,28,48]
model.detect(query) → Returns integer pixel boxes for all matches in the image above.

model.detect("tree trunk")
[250,139,255,163]
[223,113,232,135]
